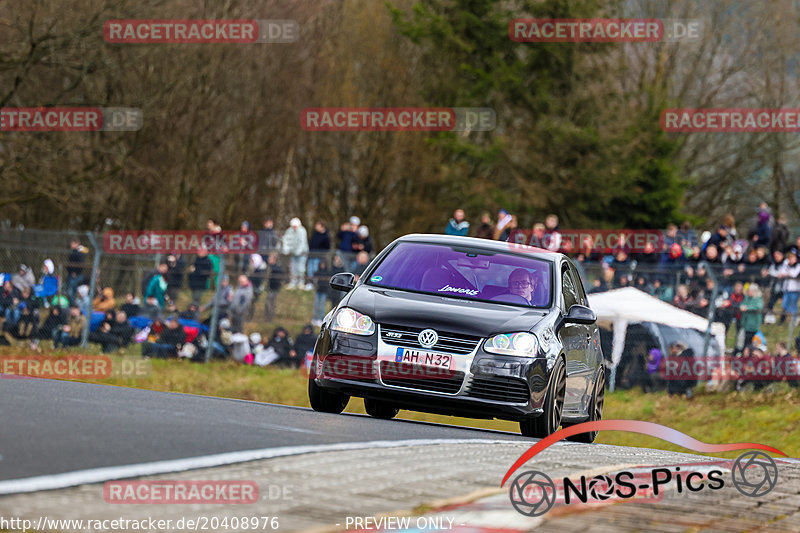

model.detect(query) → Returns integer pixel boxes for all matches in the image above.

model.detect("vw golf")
[308,234,605,440]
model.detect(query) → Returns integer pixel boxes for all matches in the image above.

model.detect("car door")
[569,261,598,413]
[559,262,591,416]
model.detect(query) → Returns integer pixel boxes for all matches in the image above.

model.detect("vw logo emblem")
[418,329,438,348]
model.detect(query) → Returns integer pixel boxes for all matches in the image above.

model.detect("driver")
[507,268,535,304]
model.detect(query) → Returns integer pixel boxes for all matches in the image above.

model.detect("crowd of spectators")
[444,204,800,359]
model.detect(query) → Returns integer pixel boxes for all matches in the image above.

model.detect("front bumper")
[312,326,554,421]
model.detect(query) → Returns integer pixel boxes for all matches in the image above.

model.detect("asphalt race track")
[0,377,528,483]
[2,378,799,532]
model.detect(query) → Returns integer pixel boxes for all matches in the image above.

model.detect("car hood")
[344,286,548,337]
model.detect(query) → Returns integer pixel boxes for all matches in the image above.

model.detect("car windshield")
[366,241,552,307]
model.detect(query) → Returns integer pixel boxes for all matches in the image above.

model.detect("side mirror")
[564,304,596,325]
[330,272,356,292]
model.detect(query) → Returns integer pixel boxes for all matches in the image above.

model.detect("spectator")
[281,217,309,289]
[722,214,738,241]
[445,209,470,236]
[201,274,232,317]
[52,305,86,349]
[269,327,298,368]
[717,281,745,337]
[308,221,331,281]
[499,214,518,242]
[765,250,786,322]
[258,218,279,258]
[230,274,254,333]
[188,247,213,305]
[352,251,370,279]
[475,212,493,239]
[11,264,35,294]
[312,258,332,327]
[75,284,91,314]
[4,286,39,343]
[703,226,728,258]
[543,214,562,251]
[120,293,141,318]
[771,215,790,255]
[328,254,346,309]
[666,342,696,398]
[142,315,186,359]
[663,224,679,250]
[652,277,674,302]
[337,217,360,267]
[65,239,87,303]
[740,284,764,348]
[0,280,15,315]
[264,253,284,321]
[611,250,632,287]
[748,210,772,250]
[779,251,800,325]
[89,310,129,353]
[231,222,251,273]
[92,287,116,312]
[673,284,692,310]
[677,221,698,247]
[353,225,374,255]
[494,209,513,240]
[179,302,199,321]
[294,324,316,360]
[145,263,169,308]
[37,304,66,342]
[109,310,135,350]
[143,296,161,320]
[165,254,186,304]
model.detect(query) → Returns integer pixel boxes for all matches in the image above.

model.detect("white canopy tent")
[587,287,726,390]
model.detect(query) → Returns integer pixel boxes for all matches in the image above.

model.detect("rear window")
[366,241,552,308]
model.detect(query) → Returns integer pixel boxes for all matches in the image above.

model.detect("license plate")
[395,348,453,370]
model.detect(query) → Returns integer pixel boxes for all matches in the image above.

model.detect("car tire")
[564,367,605,443]
[364,398,399,419]
[308,378,349,414]
[520,357,566,438]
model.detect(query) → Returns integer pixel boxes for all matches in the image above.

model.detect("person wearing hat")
[280,217,309,289]
[493,209,512,240]
[11,264,35,294]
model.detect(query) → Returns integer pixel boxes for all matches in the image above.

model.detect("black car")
[308,234,605,440]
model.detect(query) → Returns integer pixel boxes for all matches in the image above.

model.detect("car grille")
[379,362,464,394]
[467,375,530,403]
[380,324,482,355]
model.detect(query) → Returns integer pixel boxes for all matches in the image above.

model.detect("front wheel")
[520,357,565,438]
[564,367,605,443]
[364,398,399,419]
[308,378,349,414]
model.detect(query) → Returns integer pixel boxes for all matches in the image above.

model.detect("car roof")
[394,233,563,263]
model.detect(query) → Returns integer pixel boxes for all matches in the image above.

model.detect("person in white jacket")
[281,217,309,289]
[779,251,800,323]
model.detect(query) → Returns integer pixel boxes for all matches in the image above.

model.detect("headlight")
[484,332,539,357]
[330,308,375,336]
